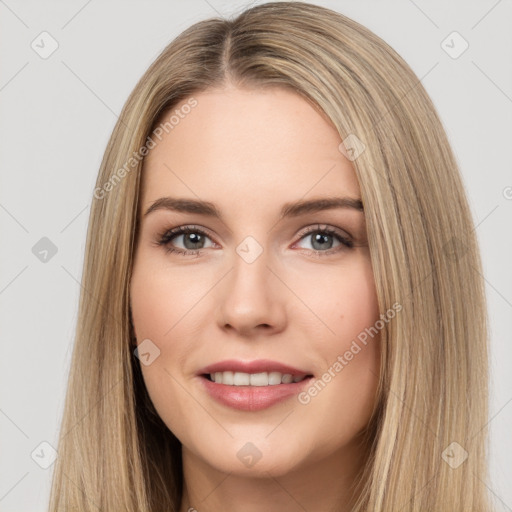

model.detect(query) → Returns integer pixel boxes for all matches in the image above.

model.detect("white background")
[0,0,511,510]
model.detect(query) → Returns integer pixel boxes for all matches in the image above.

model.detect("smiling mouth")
[202,371,314,386]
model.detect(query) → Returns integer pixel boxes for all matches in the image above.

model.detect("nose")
[216,245,287,337]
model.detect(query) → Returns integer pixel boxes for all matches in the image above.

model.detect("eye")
[155,223,354,257]
[155,225,216,256]
[294,224,354,255]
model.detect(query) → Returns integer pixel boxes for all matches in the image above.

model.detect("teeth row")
[210,371,305,386]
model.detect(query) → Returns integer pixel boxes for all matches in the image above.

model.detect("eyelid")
[291,224,354,252]
[156,224,218,247]
[159,223,212,235]
[294,223,352,241]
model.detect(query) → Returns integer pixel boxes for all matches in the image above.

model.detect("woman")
[48,2,493,511]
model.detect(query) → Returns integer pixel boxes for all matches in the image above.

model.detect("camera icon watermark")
[31,31,59,59]
[31,441,58,469]
[441,31,469,59]
[236,236,263,264]
[134,338,161,366]
[236,442,262,468]
[441,441,468,469]
[338,134,366,161]
[32,237,58,263]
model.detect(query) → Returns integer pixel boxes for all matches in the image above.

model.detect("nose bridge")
[232,238,270,292]
[216,234,285,333]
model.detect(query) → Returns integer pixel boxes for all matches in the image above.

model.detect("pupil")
[184,233,203,249]
[312,233,332,250]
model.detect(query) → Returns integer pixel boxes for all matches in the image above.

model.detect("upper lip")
[197,359,313,377]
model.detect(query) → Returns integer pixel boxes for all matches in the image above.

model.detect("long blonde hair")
[48,2,492,510]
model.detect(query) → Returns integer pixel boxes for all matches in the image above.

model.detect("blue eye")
[155,224,354,257]
[295,225,354,254]
[156,225,214,256]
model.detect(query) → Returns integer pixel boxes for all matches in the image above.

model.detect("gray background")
[1,0,511,510]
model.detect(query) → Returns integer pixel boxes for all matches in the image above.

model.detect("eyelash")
[154,224,354,258]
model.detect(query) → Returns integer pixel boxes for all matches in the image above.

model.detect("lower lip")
[199,375,313,411]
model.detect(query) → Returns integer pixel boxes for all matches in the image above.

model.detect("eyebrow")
[144,196,364,220]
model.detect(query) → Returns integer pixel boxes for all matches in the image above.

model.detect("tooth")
[281,374,293,384]
[268,372,282,385]
[223,371,234,385]
[250,372,269,386]
[233,372,250,385]
[209,370,308,386]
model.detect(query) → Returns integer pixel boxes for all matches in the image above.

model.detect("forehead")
[140,86,361,211]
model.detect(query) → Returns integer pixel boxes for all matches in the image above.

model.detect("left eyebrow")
[279,197,364,219]
[143,196,364,220]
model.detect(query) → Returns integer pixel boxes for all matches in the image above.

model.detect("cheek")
[129,259,201,436]
[292,254,380,343]
[293,256,381,428]
[130,256,207,340]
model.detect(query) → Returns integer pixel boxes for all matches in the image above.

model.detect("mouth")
[201,371,313,386]
[196,360,315,411]
[198,361,314,412]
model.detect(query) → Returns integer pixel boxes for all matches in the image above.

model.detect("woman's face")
[130,85,381,478]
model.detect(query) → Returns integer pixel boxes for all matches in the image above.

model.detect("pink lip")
[197,359,314,412]
[199,378,313,411]
[197,359,311,377]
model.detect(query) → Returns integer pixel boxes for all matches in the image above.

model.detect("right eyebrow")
[144,197,222,219]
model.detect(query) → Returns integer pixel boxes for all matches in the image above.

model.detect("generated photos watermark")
[93,97,198,199]
[298,302,402,405]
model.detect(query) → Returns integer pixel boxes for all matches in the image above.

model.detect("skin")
[130,85,381,512]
